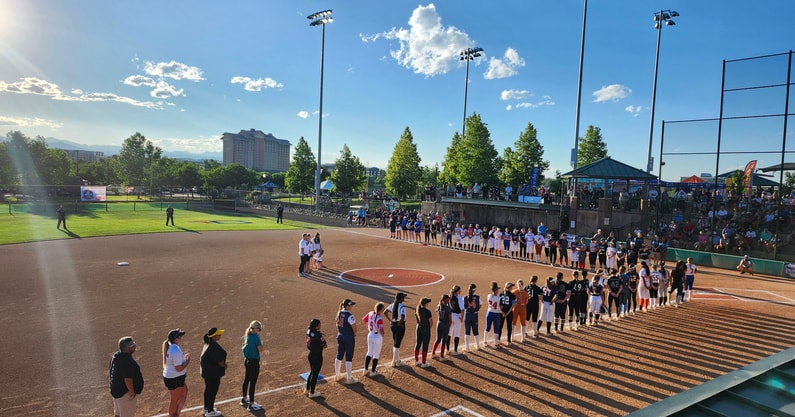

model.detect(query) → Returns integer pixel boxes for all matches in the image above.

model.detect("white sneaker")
[204,411,222,417]
[248,402,262,410]
[345,377,360,384]
[420,362,431,368]
[308,392,322,398]
[369,370,380,377]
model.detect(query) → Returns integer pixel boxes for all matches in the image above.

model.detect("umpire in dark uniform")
[109,336,144,417]
[166,205,175,226]
[276,204,284,224]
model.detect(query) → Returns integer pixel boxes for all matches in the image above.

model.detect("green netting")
[666,248,787,277]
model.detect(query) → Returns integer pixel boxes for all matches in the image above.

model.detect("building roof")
[561,157,657,180]
[717,170,780,187]
[759,162,795,172]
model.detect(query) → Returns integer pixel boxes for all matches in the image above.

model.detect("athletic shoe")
[239,398,249,406]
[248,402,262,410]
[345,377,360,384]
[392,360,403,367]
[420,362,431,368]
[204,411,222,417]
[369,371,380,377]
[298,273,304,277]
[450,351,461,356]
[308,392,322,398]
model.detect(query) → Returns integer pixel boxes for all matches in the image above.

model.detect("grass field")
[0,202,327,245]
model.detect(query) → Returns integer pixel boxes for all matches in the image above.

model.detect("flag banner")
[742,160,757,198]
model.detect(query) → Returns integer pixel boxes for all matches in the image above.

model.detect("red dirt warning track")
[340,267,445,287]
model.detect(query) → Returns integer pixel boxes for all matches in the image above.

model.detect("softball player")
[384,293,407,367]
[485,282,503,348]
[536,277,557,335]
[414,297,433,367]
[685,257,697,301]
[524,276,543,337]
[463,283,481,351]
[362,302,385,376]
[432,294,452,360]
[512,279,529,341]
[447,285,465,354]
[533,233,544,263]
[334,299,358,384]
[473,224,482,251]
[553,272,570,333]
[588,276,604,325]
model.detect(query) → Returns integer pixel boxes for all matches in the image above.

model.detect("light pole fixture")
[646,9,679,173]
[572,0,588,170]
[308,9,333,213]
[460,46,483,137]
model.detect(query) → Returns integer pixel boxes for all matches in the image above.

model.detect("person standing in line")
[384,292,408,367]
[547,234,558,265]
[431,294,452,360]
[567,271,584,330]
[166,205,175,226]
[305,318,327,398]
[512,279,529,341]
[56,204,67,229]
[537,277,557,335]
[557,233,569,267]
[658,263,670,307]
[627,266,639,314]
[447,285,465,354]
[362,302,386,376]
[588,275,605,325]
[619,265,631,316]
[109,336,144,417]
[414,297,433,367]
[524,276,543,337]
[606,269,623,320]
[335,299,359,383]
[463,283,482,351]
[484,282,503,348]
[670,260,686,306]
[298,233,311,277]
[638,262,651,312]
[498,282,517,344]
[240,321,263,410]
[162,329,190,417]
[685,257,698,301]
[276,204,284,223]
[649,264,661,310]
[553,272,571,333]
[200,328,227,417]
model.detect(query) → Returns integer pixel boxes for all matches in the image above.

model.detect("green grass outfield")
[0,202,327,245]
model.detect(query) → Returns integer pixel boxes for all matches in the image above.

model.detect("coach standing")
[109,336,144,417]
[298,233,311,277]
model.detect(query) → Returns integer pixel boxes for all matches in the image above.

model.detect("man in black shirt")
[109,336,144,417]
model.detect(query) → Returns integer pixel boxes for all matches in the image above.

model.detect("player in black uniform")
[498,282,517,343]
[524,276,543,337]
[588,275,605,325]
[552,272,570,333]
[567,271,585,330]
[537,277,557,335]
[606,269,623,320]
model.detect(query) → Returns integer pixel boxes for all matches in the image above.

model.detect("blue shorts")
[336,334,355,361]
[685,275,695,290]
[485,312,501,332]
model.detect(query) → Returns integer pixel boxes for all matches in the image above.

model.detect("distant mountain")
[44,137,222,162]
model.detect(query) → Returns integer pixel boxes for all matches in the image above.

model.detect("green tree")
[205,163,260,190]
[117,132,162,187]
[329,144,366,195]
[3,131,71,186]
[284,137,316,193]
[385,127,422,199]
[499,122,550,187]
[78,157,121,186]
[457,113,499,187]
[176,161,202,191]
[0,142,15,187]
[439,132,463,187]
[577,125,608,167]
[267,171,286,188]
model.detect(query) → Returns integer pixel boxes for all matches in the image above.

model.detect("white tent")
[319,180,334,190]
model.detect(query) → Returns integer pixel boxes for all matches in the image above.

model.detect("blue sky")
[1,0,793,181]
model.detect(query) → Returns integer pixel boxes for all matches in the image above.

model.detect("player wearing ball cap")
[384,293,407,367]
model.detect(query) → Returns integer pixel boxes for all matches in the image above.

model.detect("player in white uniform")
[533,233,545,262]
[362,303,385,376]
[384,293,407,367]
[447,285,465,354]
[473,224,482,251]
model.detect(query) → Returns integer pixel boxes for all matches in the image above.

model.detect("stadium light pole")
[308,9,333,213]
[460,47,483,137]
[572,0,588,170]
[646,9,679,173]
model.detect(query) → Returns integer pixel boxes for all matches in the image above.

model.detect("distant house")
[220,129,290,172]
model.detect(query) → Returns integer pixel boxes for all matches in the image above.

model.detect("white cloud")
[143,60,204,81]
[484,48,525,80]
[0,77,162,109]
[510,98,555,110]
[150,80,184,99]
[230,76,284,91]
[0,115,63,129]
[505,104,513,111]
[501,89,532,101]
[625,105,643,117]
[297,111,309,119]
[123,75,156,87]
[151,136,222,154]
[360,4,475,77]
[593,84,632,102]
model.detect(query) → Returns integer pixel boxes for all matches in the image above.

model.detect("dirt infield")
[1,225,794,417]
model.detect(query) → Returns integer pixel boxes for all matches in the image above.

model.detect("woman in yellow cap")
[200,328,226,417]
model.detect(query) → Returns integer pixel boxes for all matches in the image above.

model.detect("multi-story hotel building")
[220,129,291,172]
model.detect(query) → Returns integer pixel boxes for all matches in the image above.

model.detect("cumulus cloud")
[506,96,555,111]
[593,84,631,102]
[625,105,643,117]
[150,136,222,154]
[123,75,156,87]
[0,115,63,129]
[484,48,525,80]
[143,60,204,81]
[231,76,284,91]
[150,80,184,99]
[360,4,476,77]
[0,77,162,108]
[297,111,309,119]
[501,89,532,101]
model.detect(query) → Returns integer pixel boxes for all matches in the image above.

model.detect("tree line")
[1,116,609,199]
